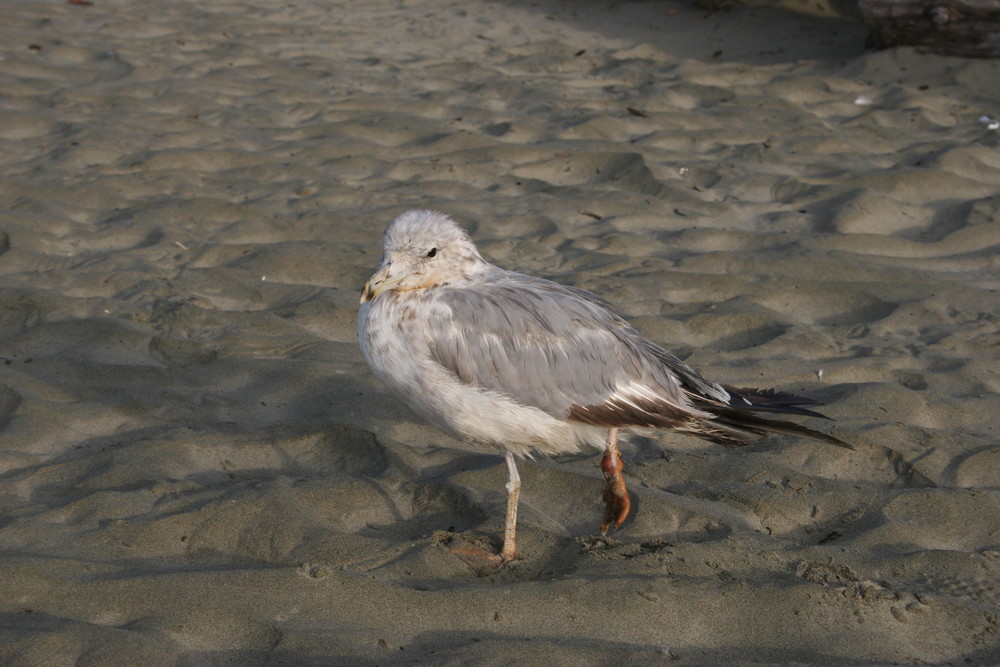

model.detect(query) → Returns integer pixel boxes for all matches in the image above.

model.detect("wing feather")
[425,272,719,425]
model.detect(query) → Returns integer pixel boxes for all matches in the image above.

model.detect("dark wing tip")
[709,412,854,449]
[692,386,851,449]
[723,385,834,420]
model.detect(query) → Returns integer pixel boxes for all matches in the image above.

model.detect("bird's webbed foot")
[600,432,631,533]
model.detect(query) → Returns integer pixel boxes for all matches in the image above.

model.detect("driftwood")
[859,0,1000,57]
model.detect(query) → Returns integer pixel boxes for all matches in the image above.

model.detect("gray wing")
[425,272,729,428]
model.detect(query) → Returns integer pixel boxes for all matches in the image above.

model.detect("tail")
[687,386,851,449]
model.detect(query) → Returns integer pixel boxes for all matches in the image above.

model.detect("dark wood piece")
[859,0,1000,58]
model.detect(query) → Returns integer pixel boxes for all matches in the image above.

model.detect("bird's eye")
[426,247,437,258]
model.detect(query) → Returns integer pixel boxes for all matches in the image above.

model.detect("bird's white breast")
[358,290,604,458]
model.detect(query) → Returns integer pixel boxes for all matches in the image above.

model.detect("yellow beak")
[360,265,439,304]
[360,265,394,304]
[360,281,375,303]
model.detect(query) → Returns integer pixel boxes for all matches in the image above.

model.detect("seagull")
[358,210,846,562]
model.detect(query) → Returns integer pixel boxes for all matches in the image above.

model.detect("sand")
[1,0,999,664]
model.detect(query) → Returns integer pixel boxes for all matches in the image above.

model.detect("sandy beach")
[2,0,999,664]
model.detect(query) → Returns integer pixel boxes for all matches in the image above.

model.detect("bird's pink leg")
[500,450,520,561]
[600,427,630,534]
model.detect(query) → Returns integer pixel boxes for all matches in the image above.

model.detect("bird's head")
[361,210,489,303]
